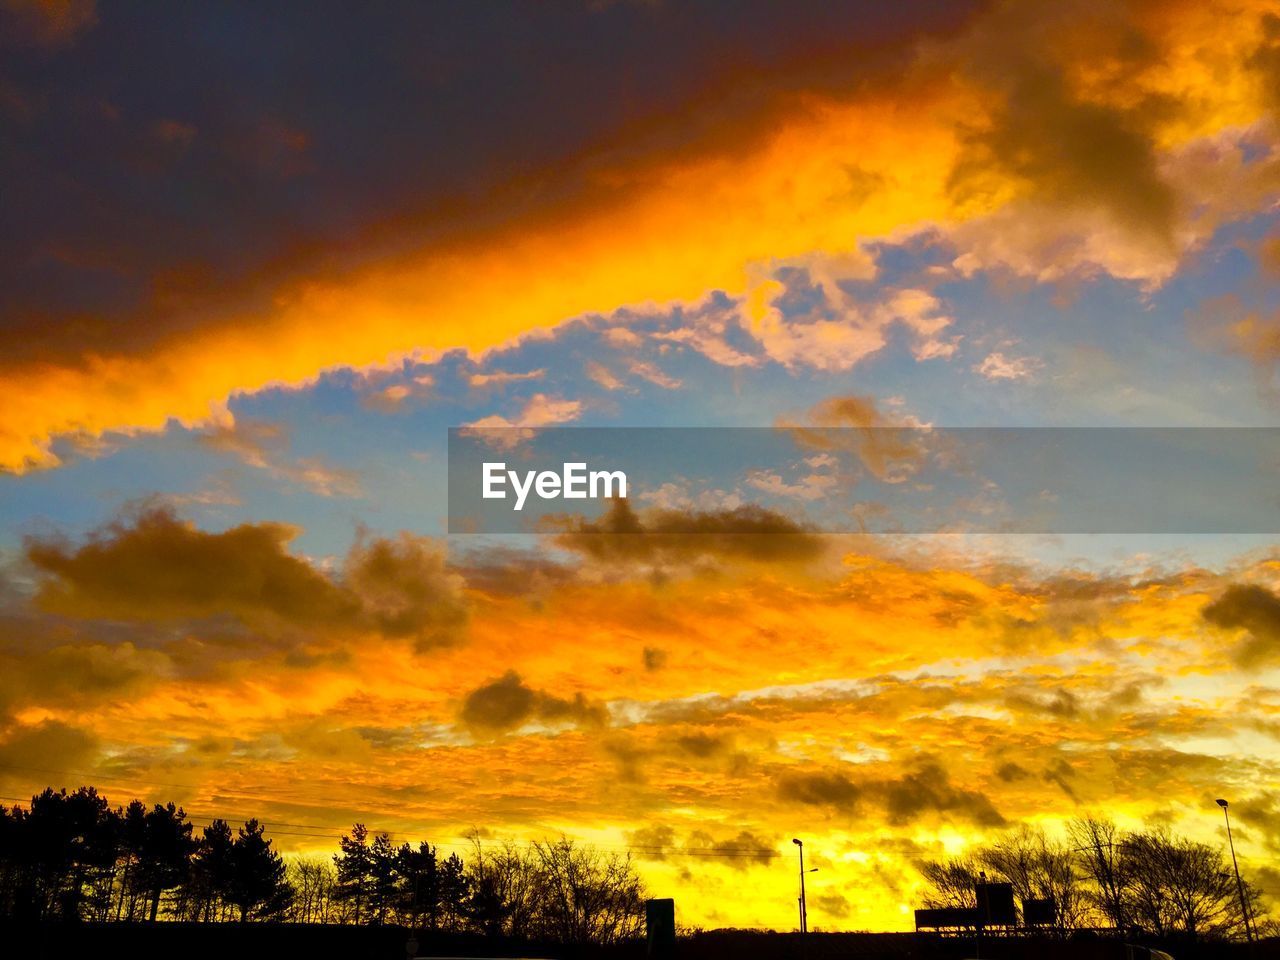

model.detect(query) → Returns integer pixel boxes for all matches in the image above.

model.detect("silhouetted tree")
[287,857,338,923]
[437,850,469,931]
[74,791,121,922]
[1069,816,1130,932]
[182,818,234,921]
[467,870,511,937]
[1121,828,1252,940]
[529,837,646,945]
[227,819,293,921]
[919,856,980,910]
[919,819,1265,942]
[136,802,195,922]
[114,799,147,920]
[333,823,373,923]
[465,838,538,937]
[395,841,471,931]
[367,831,398,925]
[15,787,119,921]
[0,804,20,918]
[396,841,437,929]
[978,826,1085,933]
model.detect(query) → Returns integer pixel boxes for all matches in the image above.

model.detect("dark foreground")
[1,924,1275,960]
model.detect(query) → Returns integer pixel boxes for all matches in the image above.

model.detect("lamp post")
[1217,799,1254,942]
[792,838,808,933]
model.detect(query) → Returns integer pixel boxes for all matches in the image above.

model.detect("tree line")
[917,817,1268,942]
[0,786,645,944]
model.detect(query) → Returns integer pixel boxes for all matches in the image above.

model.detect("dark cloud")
[675,732,731,759]
[601,735,649,785]
[26,505,356,625]
[777,759,1004,827]
[813,891,853,919]
[1,641,166,711]
[777,770,862,810]
[685,828,777,871]
[1235,790,1280,854]
[23,506,469,649]
[1042,757,1079,801]
[877,761,1005,827]
[0,1,982,365]
[1004,687,1081,719]
[1203,584,1280,667]
[996,761,1031,782]
[549,498,825,565]
[448,545,575,598]
[1248,13,1280,118]
[642,646,668,671]
[948,3,1176,247]
[627,823,679,860]
[627,824,776,871]
[345,532,468,650]
[459,670,606,734]
[460,670,535,732]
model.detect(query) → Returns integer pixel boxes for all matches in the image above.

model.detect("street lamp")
[1217,799,1254,942]
[792,838,808,934]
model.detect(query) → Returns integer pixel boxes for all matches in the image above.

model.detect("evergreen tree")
[137,803,195,921]
[228,819,293,922]
[115,799,147,920]
[333,823,372,924]
[19,787,119,921]
[438,852,469,931]
[368,831,398,925]
[184,819,235,921]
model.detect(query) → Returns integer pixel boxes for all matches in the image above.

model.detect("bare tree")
[528,837,646,945]
[922,819,1263,943]
[918,856,980,909]
[1122,829,1251,941]
[1068,816,1129,931]
[979,826,1086,932]
[288,857,338,924]
[464,837,540,937]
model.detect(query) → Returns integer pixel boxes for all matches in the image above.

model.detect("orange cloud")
[2,520,1276,929]
[4,0,1277,471]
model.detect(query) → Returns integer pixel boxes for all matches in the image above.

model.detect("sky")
[2,0,1280,933]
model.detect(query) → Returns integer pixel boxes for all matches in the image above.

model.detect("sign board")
[1023,897,1057,927]
[647,898,676,958]
[975,882,1017,926]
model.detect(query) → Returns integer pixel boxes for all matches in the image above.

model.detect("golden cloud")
[3,0,1278,471]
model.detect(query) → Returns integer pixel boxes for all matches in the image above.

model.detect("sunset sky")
[3,0,1280,932]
